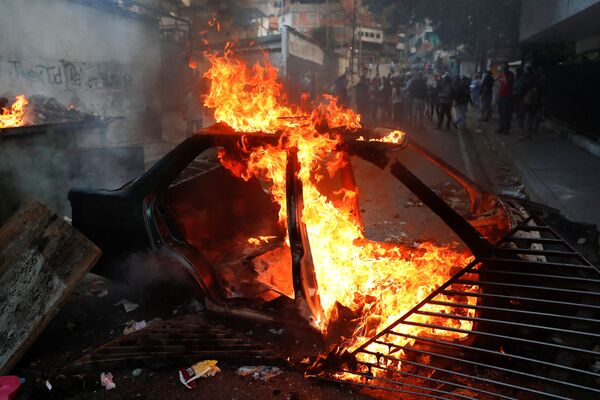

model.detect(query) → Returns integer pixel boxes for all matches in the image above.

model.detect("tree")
[365,0,521,69]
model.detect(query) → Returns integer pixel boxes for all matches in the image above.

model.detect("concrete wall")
[520,0,600,42]
[0,0,163,146]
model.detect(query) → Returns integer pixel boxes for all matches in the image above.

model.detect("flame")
[357,129,405,144]
[0,95,29,129]
[248,235,277,246]
[203,49,476,360]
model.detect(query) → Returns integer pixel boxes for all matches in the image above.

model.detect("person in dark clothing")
[392,77,404,126]
[334,74,348,107]
[437,75,453,130]
[513,66,525,133]
[409,72,428,128]
[427,74,440,121]
[379,77,393,123]
[479,70,494,121]
[369,76,380,122]
[496,63,515,134]
[355,75,370,124]
[452,76,472,131]
[517,64,540,139]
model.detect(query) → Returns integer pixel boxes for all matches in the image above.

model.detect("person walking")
[496,63,515,134]
[437,74,453,130]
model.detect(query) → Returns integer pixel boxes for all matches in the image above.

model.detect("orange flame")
[203,49,476,359]
[0,95,29,129]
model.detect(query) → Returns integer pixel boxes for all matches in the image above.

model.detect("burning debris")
[0,95,28,129]
[202,46,478,358]
[0,94,98,131]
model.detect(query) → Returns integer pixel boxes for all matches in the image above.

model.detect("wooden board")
[0,198,101,374]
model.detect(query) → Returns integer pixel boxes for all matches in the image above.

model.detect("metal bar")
[389,160,492,258]
[354,361,517,400]
[468,269,600,284]
[379,330,600,379]
[407,139,492,215]
[480,258,597,270]
[544,224,599,270]
[351,259,481,355]
[501,236,565,245]
[456,279,600,296]
[353,362,515,400]
[428,300,600,324]
[413,310,600,338]
[441,289,600,310]
[395,321,600,358]
[514,225,555,232]
[339,369,478,400]
[357,354,561,399]
[492,247,579,258]
[321,378,461,400]
[358,349,583,398]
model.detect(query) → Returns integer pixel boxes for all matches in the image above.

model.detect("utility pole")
[349,0,357,84]
[325,0,330,49]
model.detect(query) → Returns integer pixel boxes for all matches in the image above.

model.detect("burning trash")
[0,94,99,131]
[0,95,28,129]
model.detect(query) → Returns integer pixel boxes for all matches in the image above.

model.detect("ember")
[201,46,477,363]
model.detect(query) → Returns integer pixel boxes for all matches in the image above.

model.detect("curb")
[485,131,564,212]
[545,118,600,159]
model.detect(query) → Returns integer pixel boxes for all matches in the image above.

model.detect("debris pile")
[0,94,98,129]
[24,95,98,124]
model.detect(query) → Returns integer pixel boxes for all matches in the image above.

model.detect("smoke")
[0,0,172,220]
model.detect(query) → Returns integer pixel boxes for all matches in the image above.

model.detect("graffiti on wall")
[3,59,133,91]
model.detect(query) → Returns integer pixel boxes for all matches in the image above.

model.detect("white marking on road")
[457,130,475,180]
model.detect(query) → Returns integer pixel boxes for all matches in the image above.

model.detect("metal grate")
[328,203,600,399]
[62,314,282,373]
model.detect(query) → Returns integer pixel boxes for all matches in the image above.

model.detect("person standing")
[452,76,471,131]
[369,76,380,122]
[355,75,370,124]
[470,73,481,110]
[437,75,453,130]
[518,64,540,139]
[496,63,515,134]
[334,74,349,107]
[426,74,440,121]
[379,77,393,123]
[409,72,428,128]
[392,77,404,126]
[479,70,494,121]
[402,72,414,127]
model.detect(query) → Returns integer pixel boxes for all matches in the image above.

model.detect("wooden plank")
[0,198,101,374]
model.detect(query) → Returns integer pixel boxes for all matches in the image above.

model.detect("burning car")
[69,49,600,398]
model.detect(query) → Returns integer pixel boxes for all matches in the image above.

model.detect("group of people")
[342,62,544,139]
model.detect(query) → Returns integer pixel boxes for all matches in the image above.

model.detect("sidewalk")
[476,117,600,229]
